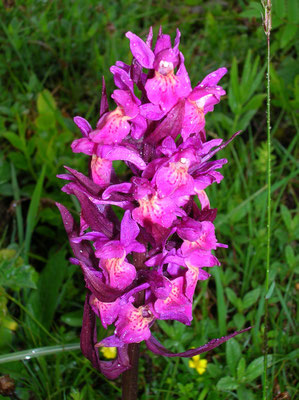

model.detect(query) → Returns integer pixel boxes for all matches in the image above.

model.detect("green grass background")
[0,0,298,399]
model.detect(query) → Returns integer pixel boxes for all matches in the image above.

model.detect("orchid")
[57,27,250,390]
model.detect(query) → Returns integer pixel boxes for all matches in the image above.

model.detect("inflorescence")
[57,27,249,380]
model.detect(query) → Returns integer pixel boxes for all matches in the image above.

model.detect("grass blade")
[10,162,24,244]
[0,343,80,364]
[24,164,46,262]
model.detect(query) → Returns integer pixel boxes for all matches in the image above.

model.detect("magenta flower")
[57,27,250,381]
[181,67,227,140]
[126,28,191,113]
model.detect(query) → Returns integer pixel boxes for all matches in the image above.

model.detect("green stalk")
[262,2,272,399]
[0,343,80,364]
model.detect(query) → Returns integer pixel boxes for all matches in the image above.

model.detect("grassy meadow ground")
[0,1,298,399]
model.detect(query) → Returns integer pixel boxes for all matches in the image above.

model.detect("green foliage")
[0,0,297,399]
[0,248,37,290]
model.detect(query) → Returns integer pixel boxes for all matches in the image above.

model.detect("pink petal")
[90,156,112,185]
[115,304,153,343]
[145,72,189,113]
[130,114,147,139]
[90,295,120,329]
[154,33,172,55]
[199,67,228,87]
[90,110,131,144]
[73,116,92,137]
[101,258,136,290]
[196,189,210,210]
[71,138,95,155]
[120,210,140,248]
[111,90,139,118]
[154,277,192,324]
[125,31,155,69]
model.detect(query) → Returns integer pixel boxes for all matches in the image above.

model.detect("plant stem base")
[122,343,140,400]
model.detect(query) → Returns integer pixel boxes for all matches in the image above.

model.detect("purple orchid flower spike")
[57,27,251,389]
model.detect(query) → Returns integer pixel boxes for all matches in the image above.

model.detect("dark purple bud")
[79,261,123,302]
[63,166,102,195]
[72,189,114,238]
[100,76,109,117]
[146,99,185,144]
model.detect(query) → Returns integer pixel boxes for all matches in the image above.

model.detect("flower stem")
[122,249,146,400]
[122,343,140,400]
[262,1,272,399]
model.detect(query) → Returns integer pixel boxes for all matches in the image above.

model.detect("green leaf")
[0,326,13,350]
[245,356,272,382]
[285,245,295,268]
[280,24,297,48]
[0,249,37,289]
[225,287,239,307]
[265,281,275,299]
[216,376,238,391]
[241,51,252,94]
[27,249,68,334]
[24,165,46,262]
[228,57,240,113]
[237,386,256,400]
[8,152,28,171]
[280,204,292,230]
[61,310,83,327]
[3,132,24,152]
[10,162,24,244]
[233,313,245,330]
[243,288,261,309]
[246,63,265,103]
[287,0,299,24]
[226,338,241,375]
[238,110,257,131]
[38,249,67,328]
[239,2,263,18]
[207,391,221,400]
[87,22,99,38]
[273,0,286,18]
[237,357,246,380]
[243,94,266,112]
[35,113,56,130]
[213,267,227,335]
[207,363,223,378]
[37,90,57,115]
[157,320,174,339]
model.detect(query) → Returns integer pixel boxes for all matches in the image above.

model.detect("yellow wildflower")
[188,355,208,375]
[100,346,117,359]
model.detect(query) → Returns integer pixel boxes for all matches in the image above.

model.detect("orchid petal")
[146,99,185,144]
[73,116,92,137]
[79,261,123,302]
[120,210,140,248]
[126,31,155,69]
[97,145,146,170]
